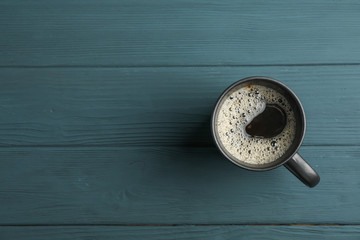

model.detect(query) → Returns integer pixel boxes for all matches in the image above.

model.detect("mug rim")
[211,76,306,171]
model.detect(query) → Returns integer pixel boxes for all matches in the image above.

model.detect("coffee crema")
[216,85,296,165]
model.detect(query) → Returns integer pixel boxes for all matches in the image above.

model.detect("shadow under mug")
[211,76,320,188]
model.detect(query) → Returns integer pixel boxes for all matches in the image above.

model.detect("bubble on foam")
[216,85,296,165]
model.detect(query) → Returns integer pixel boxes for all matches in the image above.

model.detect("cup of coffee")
[211,76,320,187]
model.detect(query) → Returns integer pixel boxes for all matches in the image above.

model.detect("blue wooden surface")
[1,0,360,239]
[0,66,358,146]
[2,226,360,240]
[0,146,358,224]
[1,0,360,66]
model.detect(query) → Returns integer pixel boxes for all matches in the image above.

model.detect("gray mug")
[211,76,320,187]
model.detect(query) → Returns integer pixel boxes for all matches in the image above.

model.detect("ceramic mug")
[211,76,320,187]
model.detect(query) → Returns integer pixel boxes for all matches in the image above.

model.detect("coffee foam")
[216,85,296,165]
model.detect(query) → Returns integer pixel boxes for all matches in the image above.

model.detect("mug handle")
[284,153,320,188]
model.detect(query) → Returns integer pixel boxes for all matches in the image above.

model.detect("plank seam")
[1,224,360,227]
[1,63,360,68]
[0,144,357,148]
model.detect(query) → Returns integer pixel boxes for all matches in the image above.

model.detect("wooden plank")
[0,146,358,224]
[1,0,360,66]
[0,66,358,147]
[1,225,360,240]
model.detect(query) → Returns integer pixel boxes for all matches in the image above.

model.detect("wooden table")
[1,1,360,239]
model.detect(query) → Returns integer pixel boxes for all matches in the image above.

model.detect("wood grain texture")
[0,146,358,224]
[1,0,360,66]
[1,0,360,236]
[0,66,358,147]
[2,225,360,240]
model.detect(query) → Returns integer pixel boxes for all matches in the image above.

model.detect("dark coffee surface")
[245,104,286,138]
